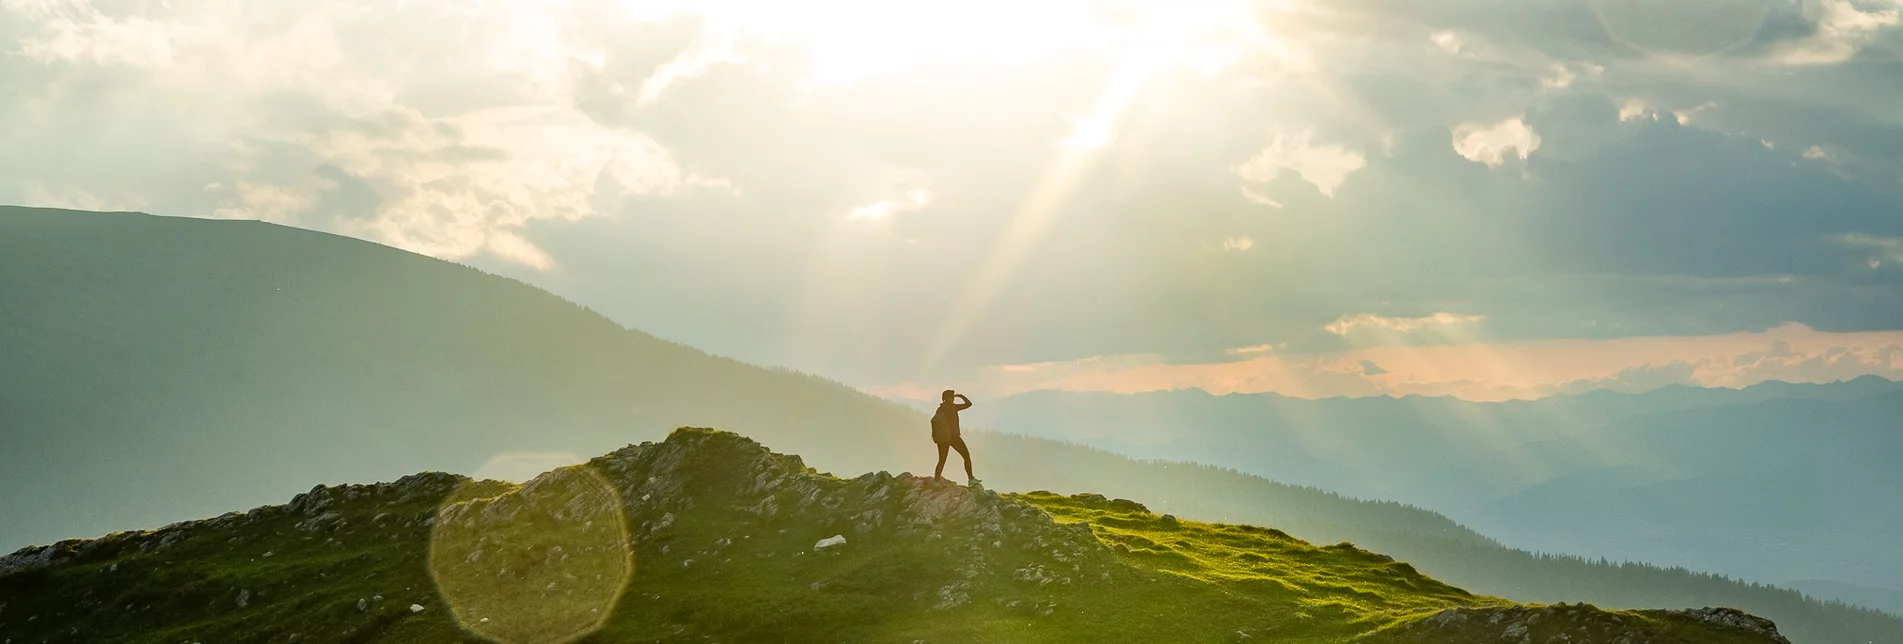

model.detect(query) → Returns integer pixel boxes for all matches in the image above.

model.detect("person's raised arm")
[954,394,973,411]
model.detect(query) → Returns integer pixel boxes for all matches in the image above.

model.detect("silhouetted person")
[932,389,977,485]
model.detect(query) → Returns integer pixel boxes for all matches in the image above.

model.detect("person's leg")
[934,443,951,479]
[951,438,974,480]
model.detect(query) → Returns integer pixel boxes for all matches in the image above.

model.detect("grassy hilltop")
[0,429,1792,644]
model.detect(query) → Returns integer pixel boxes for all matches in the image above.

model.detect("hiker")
[932,389,977,485]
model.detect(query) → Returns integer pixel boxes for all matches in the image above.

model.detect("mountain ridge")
[0,428,1795,644]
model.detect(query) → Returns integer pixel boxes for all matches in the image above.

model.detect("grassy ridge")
[0,430,1791,644]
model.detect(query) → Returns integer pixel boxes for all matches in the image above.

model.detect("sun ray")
[922,50,1161,367]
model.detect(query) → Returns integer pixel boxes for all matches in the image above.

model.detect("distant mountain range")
[972,378,1903,596]
[2,206,1897,643]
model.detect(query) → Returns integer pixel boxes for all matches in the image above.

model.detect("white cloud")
[1430,31,1463,55]
[1324,312,1486,336]
[636,26,744,105]
[1542,64,1575,89]
[0,0,713,269]
[1222,235,1254,251]
[1234,130,1366,197]
[849,188,933,221]
[1227,342,1283,355]
[1451,118,1539,167]
[1673,101,1716,125]
[5,0,178,67]
[1239,186,1283,208]
[1617,98,1653,121]
[1771,0,1903,65]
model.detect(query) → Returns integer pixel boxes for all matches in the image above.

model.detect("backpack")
[929,408,950,442]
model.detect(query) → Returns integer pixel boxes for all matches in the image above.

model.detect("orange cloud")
[1323,312,1486,335]
[867,323,1903,402]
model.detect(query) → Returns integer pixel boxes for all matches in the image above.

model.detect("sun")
[619,0,1269,87]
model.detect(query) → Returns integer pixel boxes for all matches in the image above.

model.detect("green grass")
[0,429,1793,644]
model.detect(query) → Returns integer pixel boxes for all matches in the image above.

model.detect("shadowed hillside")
[2,207,1898,643]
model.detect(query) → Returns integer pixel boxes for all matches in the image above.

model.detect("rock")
[235,589,250,608]
[0,545,61,577]
[1670,607,1791,644]
[408,604,424,613]
[355,598,367,612]
[932,581,971,610]
[814,535,848,552]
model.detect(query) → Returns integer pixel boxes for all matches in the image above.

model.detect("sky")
[4,0,1903,401]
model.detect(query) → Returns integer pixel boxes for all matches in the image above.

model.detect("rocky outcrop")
[587,427,1113,601]
[1670,608,1790,643]
[1367,603,1793,644]
[0,471,470,578]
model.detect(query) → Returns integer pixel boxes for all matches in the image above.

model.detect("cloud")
[1769,0,1903,65]
[1227,343,1281,355]
[636,27,744,105]
[848,188,933,221]
[1324,312,1487,336]
[875,323,1903,402]
[8,0,1903,393]
[1239,186,1284,207]
[6,0,178,67]
[1452,117,1540,166]
[1838,233,1903,263]
[1430,31,1463,55]
[0,0,718,269]
[1541,64,1576,89]
[1234,130,1367,197]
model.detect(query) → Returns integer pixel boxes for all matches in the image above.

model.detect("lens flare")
[1590,0,1774,58]
[430,465,633,644]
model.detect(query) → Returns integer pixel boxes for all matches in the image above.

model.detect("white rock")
[814,535,848,552]
[409,604,425,613]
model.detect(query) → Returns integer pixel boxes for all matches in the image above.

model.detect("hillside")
[976,384,1903,592]
[0,428,1794,644]
[1470,394,1903,589]
[2,207,1898,643]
